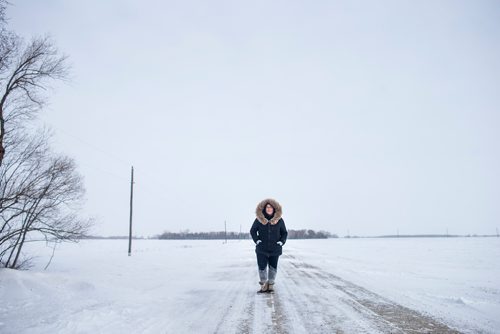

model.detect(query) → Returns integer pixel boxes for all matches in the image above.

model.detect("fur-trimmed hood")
[255,198,282,225]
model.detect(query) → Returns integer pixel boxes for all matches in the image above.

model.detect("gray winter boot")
[259,269,268,283]
[268,265,277,284]
[258,269,268,293]
[268,265,277,292]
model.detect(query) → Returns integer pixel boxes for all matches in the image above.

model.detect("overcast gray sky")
[9,0,500,237]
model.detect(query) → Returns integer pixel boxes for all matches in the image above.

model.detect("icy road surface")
[1,238,499,333]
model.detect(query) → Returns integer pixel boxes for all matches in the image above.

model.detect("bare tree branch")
[0,130,91,268]
[0,33,69,166]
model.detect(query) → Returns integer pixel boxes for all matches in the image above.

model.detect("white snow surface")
[1,238,499,333]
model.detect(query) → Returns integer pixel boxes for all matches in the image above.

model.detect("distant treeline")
[79,233,499,240]
[367,234,499,238]
[156,229,337,240]
[79,235,146,240]
[288,229,337,239]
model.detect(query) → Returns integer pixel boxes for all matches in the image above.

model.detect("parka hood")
[256,198,282,225]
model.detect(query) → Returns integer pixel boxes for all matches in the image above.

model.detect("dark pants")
[256,252,280,270]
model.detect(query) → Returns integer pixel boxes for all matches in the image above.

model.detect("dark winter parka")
[250,198,288,256]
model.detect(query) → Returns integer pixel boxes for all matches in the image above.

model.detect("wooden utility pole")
[128,166,134,256]
[224,220,227,244]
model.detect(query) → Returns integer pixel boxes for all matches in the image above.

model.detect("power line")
[53,126,132,166]
[128,166,134,256]
[51,125,174,200]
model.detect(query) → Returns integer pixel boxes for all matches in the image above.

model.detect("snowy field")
[1,238,499,333]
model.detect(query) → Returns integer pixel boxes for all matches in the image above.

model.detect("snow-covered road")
[167,252,461,334]
[1,238,499,333]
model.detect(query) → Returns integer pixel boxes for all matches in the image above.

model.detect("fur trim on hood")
[256,198,283,225]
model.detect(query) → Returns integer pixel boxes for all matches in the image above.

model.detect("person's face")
[265,204,274,216]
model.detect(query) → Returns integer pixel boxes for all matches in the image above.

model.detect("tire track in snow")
[281,253,462,334]
[149,260,256,334]
[279,254,380,333]
[212,272,255,334]
[211,259,292,334]
[251,285,289,333]
[208,263,256,334]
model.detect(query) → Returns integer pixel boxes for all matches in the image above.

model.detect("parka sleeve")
[250,219,260,243]
[279,219,288,245]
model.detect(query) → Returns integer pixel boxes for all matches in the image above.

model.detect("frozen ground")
[0,238,499,333]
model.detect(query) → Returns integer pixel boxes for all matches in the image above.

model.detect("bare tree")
[0,130,90,269]
[0,1,68,167]
[0,2,87,269]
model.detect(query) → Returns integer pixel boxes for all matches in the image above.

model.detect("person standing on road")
[250,198,288,293]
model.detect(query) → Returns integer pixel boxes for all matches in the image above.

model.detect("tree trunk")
[0,109,5,168]
[11,224,28,268]
[5,227,23,268]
